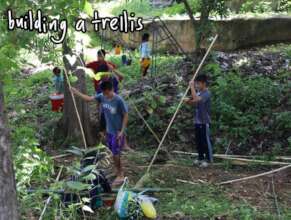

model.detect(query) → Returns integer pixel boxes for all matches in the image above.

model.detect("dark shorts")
[106,133,125,156]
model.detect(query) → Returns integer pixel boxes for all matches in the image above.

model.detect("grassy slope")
[5,47,291,219]
[4,28,291,218]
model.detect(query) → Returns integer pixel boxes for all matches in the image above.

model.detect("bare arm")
[117,112,128,140]
[121,113,128,134]
[183,98,196,105]
[189,81,202,103]
[70,87,95,102]
[107,63,124,81]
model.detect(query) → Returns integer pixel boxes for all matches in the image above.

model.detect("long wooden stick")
[218,164,291,185]
[173,151,291,166]
[132,104,161,143]
[63,68,87,149]
[173,150,291,161]
[39,166,63,220]
[144,35,218,174]
[52,153,71,159]
[176,178,199,185]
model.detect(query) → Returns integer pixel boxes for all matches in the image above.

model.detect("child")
[185,75,213,168]
[86,49,124,136]
[86,49,124,94]
[139,33,151,78]
[70,81,128,186]
[52,67,64,94]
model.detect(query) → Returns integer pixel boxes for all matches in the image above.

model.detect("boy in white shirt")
[139,33,151,78]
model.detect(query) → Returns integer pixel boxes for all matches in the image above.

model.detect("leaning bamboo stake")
[172,151,291,166]
[135,35,218,188]
[39,166,63,220]
[63,68,87,149]
[132,104,161,143]
[146,35,218,173]
[218,164,291,185]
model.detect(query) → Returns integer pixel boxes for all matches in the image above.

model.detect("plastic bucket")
[103,197,116,207]
[49,94,64,112]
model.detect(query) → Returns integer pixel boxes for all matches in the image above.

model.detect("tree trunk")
[196,1,211,52]
[182,0,196,25]
[61,40,96,147]
[182,0,208,54]
[0,81,19,220]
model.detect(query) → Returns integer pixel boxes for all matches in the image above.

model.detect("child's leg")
[141,58,150,78]
[106,133,125,185]
[143,65,150,77]
[205,124,213,162]
[195,124,205,161]
[200,124,213,163]
[112,155,123,177]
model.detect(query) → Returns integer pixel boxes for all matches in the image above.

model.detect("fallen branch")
[39,166,63,220]
[176,178,207,185]
[52,153,71,159]
[112,187,174,193]
[172,151,291,166]
[218,164,291,185]
[220,157,290,166]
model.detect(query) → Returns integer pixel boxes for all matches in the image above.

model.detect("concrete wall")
[100,16,291,52]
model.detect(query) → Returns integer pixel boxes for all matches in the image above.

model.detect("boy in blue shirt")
[185,75,213,168]
[70,81,128,186]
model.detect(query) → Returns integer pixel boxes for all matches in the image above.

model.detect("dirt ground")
[122,150,291,218]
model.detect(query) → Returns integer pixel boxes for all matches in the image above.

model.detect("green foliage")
[274,111,291,130]
[112,0,163,17]
[278,0,291,12]
[13,126,54,189]
[240,0,291,13]
[164,0,200,15]
[209,70,284,148]
[4,70,57,218]
[241,0,272,13]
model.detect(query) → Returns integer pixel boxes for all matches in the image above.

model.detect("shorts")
[140,58,151,76]
[106,133,125,156]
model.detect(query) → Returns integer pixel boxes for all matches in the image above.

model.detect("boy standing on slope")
[139,33,151,78]
[185,75,213,168]
[71,81,128,186]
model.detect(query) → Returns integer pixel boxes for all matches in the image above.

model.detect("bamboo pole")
[63,68,87,149]
[145,35,218,174]
[218,164,291,185]
[39,166,63,220]
[173,151,291,165]
[132,104,161,143]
